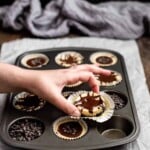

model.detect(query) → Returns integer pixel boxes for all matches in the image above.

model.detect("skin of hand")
[0,63,111,117]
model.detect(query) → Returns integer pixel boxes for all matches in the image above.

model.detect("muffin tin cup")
[52,116,88,140]
[7,116,45,142]
[12,92,46,112]
[104,90,128,110]
[97,115,134,140]
[21,53,49,68]
[67,91,115,123]
[0,47,140,150]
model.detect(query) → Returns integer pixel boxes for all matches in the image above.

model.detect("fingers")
[67,64,111,93]
[71,64,111,76]
[87,74,100,92]
[54,66,105,115]
[77,71,100,92]
[35,64,111,117]
[31,75,81,117]
[58,96,81,117]
[48,93,81,117]
[51,64,110,115]
[66,71,99,93]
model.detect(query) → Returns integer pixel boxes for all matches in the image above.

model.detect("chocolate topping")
[27,57,46,67]
[96,56,113,64]
[98,72,117,83]
[60,54,78,65]
[8,118,44,141]
[108,93,127,110]
[74,93,104,114]
[14,94,45,112]
[58,121,82,138]
[16,95,40,107]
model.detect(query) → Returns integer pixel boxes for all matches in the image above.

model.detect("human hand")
[26,64,111,117]
[0,63,111,117]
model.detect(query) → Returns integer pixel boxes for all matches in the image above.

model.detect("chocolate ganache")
[58,121,82,138]
[98,72,117,83]
[14,93,45,112]
[16,95,40,108]
[60,54,78,65]
[74,93,104,114]
[96,56,113,64]
[27,57,46,67]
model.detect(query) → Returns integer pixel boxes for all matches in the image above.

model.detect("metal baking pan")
[0,47,140,150]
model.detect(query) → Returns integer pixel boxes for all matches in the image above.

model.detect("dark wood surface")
[0,29,149,92]
[138,37,150,91]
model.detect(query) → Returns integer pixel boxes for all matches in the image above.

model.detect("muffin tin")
[0,47,140,150]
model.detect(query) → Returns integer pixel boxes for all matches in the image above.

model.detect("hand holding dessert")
[0,63,111,117]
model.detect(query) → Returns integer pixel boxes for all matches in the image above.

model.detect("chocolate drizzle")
[60,54,78,65]
[58,121,82,138]
[14,94,45,112]
[27,57,46,67]
[74,93,104,114]
[98,72,117,83]
[96,56,113,64]
[16,95,40,107]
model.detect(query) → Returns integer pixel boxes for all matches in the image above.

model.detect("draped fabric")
[0,0,150,39]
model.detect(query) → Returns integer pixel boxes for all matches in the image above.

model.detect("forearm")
[0,63,34,93]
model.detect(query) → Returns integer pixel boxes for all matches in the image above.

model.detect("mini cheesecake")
[55,51,84,67]
[53,116,88,140]
[68,91,115,123]
[73,91,106,117]
[90,52,118,66]
[21,53,49,68]
[13,92,46,112]
[96,71,122,86]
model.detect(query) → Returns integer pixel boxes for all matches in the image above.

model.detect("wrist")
[16,68,37,92]
[0,63,36,93]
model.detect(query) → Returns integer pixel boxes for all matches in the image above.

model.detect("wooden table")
[0,29,150,92]
[138,38,150,92]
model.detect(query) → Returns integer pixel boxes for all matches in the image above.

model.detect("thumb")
[50,94,81,117]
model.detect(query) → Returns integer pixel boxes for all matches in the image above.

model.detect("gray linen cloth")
[0,37,150,150]
[0,0,150,39]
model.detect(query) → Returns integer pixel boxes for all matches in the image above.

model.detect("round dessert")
[55,51,84,67]
[8,117,44,142]
[90,52,118,66]
[68,91,115,123]
[21,53,49,68]
[53,116,88,140]
[13,92,46,112]
[74,91,105,117]
[95,71,122,86]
